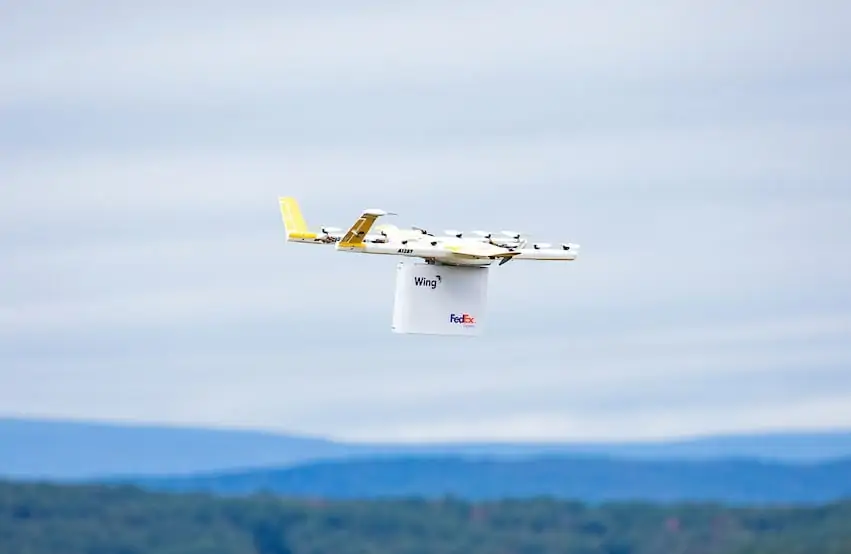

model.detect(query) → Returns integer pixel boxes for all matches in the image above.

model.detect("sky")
[2,0,851,443]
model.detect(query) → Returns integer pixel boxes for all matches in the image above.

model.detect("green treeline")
[2,481,851,554]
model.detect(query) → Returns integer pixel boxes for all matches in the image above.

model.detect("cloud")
[343,392,851,442]
[3,120,849,234]
[3,0,848,108]
[3,312,848,441]
[1,0,850,442]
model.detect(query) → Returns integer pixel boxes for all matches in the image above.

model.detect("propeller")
[499,230,528,248]
[473,231,501,246]
[472,230,526,247]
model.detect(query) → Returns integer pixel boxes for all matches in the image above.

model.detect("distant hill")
[0,417,350,478]
[122,455,851,504]
[3,416,851,479]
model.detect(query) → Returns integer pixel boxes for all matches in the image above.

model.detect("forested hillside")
[2,480,851,554]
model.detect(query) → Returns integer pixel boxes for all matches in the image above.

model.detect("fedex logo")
[449,313,476,325]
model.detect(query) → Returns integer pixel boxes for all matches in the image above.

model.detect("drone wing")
[374,224,423,241]
[445,242,520,260]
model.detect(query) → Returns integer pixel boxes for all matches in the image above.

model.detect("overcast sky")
[2,0,850,443]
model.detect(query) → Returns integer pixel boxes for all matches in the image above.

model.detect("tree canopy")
[2,480,851,554]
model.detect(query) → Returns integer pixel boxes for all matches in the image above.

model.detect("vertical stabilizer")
[278,197,317,241]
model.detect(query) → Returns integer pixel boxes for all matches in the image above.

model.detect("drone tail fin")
[278,197,317,241]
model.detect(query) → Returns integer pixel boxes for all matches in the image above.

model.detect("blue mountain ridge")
[117,455,851,505]
[3,416,851,480]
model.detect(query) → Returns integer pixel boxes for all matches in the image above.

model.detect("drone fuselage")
[336,241,494,267]
[335,237,577,267]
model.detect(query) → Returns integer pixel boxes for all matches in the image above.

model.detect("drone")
[278,197,580,267]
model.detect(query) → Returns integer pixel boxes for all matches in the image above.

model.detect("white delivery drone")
[278,197,580,267]
[278,197,580,336]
